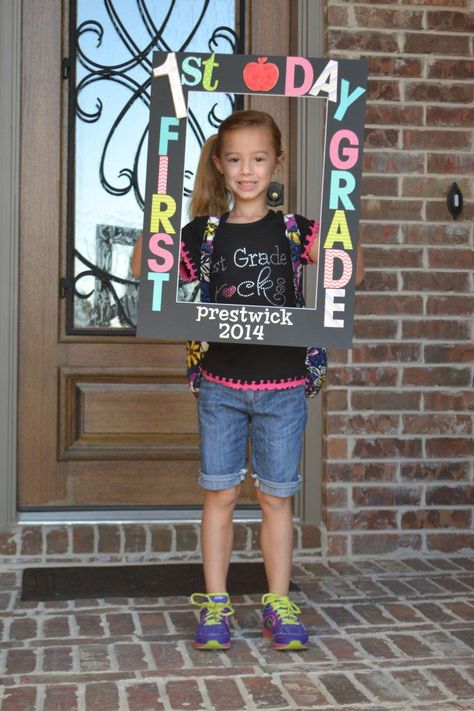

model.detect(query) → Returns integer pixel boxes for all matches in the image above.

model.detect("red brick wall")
[323,1,473,557]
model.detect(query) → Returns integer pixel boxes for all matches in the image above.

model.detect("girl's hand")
[309,235,364,286]
[308,235,319,264]
[131,233,143,278]
[355,241,365,286]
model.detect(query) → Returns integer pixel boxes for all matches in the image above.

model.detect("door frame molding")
[0,0,22,530]
[294,0,324,523]
[2,0,324,527]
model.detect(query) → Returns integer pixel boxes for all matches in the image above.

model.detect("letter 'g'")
[329,130,359,170]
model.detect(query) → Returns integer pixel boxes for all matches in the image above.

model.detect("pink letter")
[329,130,359,170]
[285,57,313,96]
[148,233,174,272]
[324,249,353,289]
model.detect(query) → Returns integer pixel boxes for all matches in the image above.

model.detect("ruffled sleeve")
[295,214,319,265]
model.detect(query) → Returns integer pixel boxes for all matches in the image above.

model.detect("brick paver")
[0,557,473,710]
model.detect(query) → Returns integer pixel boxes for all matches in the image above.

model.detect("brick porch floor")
[0,556,473,710]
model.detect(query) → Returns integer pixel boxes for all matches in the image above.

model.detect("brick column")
[323,1,474,557]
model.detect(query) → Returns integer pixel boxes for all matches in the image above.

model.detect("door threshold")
[17,508,262,524]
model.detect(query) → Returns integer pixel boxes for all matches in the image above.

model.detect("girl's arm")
[308,236,319,265]
[355,241,365,286]
[131,233,143,278]
[308,237,365,286]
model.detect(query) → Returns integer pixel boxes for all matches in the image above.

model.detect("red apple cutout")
[243,57,279,92]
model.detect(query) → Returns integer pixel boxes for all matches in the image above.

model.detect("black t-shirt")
[181,210,318,388]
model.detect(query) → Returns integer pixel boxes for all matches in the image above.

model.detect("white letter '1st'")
[153,53,187,119]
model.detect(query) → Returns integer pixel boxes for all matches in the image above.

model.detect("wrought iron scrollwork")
[73,257,139,329]
[209,26,239,53]
[69,0,242,332]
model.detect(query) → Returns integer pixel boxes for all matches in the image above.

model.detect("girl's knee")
[205,485,240,508]
[256,488,292,511]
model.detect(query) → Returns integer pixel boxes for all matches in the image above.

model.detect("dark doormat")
[21,562,299,601]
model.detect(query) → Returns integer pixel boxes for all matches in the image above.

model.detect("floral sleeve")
[178,217,207,303]
[179,219,202,282]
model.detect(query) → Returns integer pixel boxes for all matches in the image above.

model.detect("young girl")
[180,109,364,653]
[134,110,364,652]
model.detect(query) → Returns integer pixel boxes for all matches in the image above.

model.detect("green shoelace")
[190,593,235,626]
[261,593,302,625]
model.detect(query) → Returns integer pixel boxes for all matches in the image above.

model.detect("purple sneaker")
[190,593,234,650]
[261,593,309,650]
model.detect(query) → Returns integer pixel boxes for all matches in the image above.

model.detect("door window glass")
[68,0,242,332]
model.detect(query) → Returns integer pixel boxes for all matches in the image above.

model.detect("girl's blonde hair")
[189,110,282,218]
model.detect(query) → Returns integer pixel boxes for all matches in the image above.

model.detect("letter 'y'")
[334,79,365,121]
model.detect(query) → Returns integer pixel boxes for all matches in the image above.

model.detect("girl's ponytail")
[189,134,228,218]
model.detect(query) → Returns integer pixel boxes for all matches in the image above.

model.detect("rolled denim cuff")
[198,467,247,491]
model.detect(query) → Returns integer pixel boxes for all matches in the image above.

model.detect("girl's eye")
[255,156,266,163]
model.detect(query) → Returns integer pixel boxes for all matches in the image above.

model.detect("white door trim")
[294,0,324,523]
[0,0,22,529]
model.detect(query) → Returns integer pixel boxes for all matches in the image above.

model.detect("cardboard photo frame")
[137,51,367,348]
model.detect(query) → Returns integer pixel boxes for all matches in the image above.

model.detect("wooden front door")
[18,0,292,511]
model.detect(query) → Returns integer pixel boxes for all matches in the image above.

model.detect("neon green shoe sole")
[263,628,308,651]
[193,639,231,651]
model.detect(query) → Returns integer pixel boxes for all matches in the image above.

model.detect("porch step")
[0,522,322,565]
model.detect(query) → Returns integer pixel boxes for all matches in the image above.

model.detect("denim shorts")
[197,378,307,498]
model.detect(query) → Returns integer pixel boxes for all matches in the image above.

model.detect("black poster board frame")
[137,52,367,348]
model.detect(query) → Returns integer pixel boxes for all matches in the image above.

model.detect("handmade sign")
[137,52,367,347]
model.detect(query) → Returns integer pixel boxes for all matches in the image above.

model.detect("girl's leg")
[198,380,249,593]
[256,489,293,596]
[249,388,308,650]
[249,386,306,596]
[201,484,241,592]
[256,489,308,651]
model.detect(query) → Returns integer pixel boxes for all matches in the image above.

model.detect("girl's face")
[213,126,283,209]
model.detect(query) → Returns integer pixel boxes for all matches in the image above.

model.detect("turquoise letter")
[334,79,365,121]
[148,272,170,311]
[159,117,180,155]
[329,171,356,210]
[181,56,202,86]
